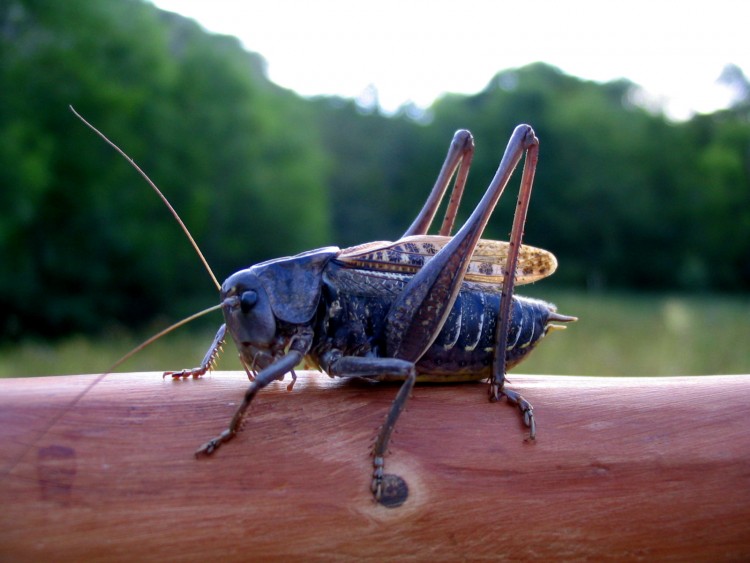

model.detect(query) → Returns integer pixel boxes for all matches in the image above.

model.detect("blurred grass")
[519,290,750,376]
[1,291,748,378]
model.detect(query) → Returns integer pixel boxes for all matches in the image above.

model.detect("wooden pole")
[1,371,749,560]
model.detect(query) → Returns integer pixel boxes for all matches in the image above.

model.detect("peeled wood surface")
[1,371,749,561]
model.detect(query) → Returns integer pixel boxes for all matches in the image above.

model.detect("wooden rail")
[1,372,749,560]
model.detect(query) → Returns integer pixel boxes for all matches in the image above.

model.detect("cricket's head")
[505,296,577,370]
[220,266,280,370]
[220,247,340,369]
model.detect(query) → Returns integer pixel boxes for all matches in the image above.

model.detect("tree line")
[1,0,748,339]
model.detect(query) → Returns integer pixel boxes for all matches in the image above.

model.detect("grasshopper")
[75,110,575,508]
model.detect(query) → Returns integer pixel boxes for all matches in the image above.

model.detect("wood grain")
[1,371,749,561]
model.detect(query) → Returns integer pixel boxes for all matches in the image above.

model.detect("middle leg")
[322,353,416,507]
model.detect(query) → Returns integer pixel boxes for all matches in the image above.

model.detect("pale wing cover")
[338,235,557,285]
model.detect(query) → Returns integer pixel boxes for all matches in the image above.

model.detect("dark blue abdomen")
[316,263,553,382]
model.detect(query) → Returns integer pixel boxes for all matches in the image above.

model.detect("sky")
[150,0,749,120]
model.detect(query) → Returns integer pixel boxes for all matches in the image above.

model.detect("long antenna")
[70,106,221,292]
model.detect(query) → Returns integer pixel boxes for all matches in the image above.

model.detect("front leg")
[195,348,303,457]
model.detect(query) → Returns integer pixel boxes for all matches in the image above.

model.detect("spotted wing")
[337,234,557,285]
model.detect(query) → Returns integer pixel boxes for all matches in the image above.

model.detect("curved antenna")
[70,106,221,292]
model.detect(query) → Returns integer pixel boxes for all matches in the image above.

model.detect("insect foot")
[195,429,234,457]
[490,384,536,441]
[372,456,409,508]
[164,324,227,379]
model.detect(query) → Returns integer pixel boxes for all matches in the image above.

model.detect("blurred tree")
[1,2,748,343]
[0,0,330,338]
[310,97,426,245]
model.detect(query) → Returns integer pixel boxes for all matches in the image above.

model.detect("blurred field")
[1,291,748,378]
[518,290,750,376]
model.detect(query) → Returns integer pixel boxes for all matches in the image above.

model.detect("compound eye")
[240,290,258,314]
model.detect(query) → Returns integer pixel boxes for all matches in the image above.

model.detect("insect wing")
[337,235,557,285]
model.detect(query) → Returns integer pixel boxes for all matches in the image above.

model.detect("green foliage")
[308,97,427,245]
[1,0,330,339]
[1,1,748,343]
